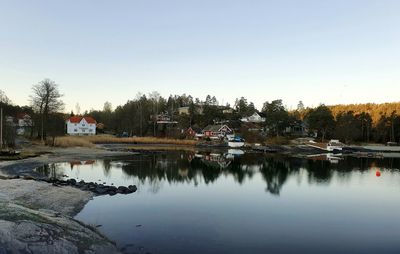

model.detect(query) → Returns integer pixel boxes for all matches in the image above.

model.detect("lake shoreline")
[0,145,134,254]
[1,142,399,253]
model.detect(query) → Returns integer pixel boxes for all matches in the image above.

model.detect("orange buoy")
[376,170,381,177]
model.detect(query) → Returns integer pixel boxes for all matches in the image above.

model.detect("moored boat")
[327,139,344,152]
[228,137,245,148]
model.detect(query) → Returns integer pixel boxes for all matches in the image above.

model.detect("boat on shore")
[228,137,245,148]
[327,140,344,152]
[307,139,344,153]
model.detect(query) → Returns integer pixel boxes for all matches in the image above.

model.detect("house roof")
[203,124,232,132]
[67,116,97,124]
[68,116,82,123]
[187,126,202,133]
[16,113,31,119]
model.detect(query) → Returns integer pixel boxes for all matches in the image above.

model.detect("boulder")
[67,179,77,186]
[117,186,129,194]
[128,185,138,192]
[95,187,108,195]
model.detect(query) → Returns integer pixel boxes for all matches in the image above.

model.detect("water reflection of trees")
[36,163,64,179]
[36,152,400,195]
[111,151,400,195]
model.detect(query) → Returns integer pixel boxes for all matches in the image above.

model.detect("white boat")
[326,153,343,163]
[227,149,245,156]
[327,139,344,152]
[228,137,245,148]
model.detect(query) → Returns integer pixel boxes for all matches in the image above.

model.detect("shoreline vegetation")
[53,135,198,148]
[2,83,400,152]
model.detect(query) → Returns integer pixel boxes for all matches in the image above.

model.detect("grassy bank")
[54,135,198,148]
[54,136,95,148]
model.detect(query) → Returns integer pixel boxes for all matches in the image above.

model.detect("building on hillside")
[16,113,33,135]
[186,126,203,139]
[202,124,233,139]
[66,116,97,136]
[284,121,307,136]
[153,113,178,124]
[5,116,15,125]
[222,108,234,114]
[240,112,266,123]
[5,113,33,135]
[178,106,190,115]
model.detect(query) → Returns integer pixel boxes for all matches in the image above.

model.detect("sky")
[0,0,399,112]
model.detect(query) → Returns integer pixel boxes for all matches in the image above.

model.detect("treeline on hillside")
[1,79,400,146]
[88,93,256,137]
[88,94,400,144]
[305,105,400,144]
[329,103,400,125]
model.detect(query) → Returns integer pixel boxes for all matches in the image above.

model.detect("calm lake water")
[36,151,400,254]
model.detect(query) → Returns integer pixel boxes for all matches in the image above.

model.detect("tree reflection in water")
[108,151,400,195]
[36,151,400,195]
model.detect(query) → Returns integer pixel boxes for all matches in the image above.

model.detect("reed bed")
[84,135,198,146]
[53,136,95,148]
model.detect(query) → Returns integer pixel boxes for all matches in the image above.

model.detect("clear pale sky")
[1,0,399,112]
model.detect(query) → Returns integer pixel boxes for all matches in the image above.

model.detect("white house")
[240,112,266,123]
[16,113,33,135]
[177,106,190,115]
[66,116,97,136]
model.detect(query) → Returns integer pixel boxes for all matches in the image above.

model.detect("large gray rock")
[0,202,120,254]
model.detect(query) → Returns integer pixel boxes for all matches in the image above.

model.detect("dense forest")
[1,80,400,145]
[87,97,400,144]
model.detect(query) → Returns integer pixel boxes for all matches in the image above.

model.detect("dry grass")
[84,135,198,146]
[266,136,291,145]
[51,135,197,148]
[53,136,95,148]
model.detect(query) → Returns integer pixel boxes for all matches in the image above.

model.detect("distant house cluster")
[66,116,97,136]
[182,110,309,141]
[5,113,33,136]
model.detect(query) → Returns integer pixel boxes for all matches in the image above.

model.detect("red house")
[202,124,233,139]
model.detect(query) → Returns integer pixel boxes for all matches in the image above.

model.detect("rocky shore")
[0,145,134,254]
[0,178,120,254]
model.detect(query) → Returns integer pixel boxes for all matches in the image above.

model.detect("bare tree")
[30,79,64,141]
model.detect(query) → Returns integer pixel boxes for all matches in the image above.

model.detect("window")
[74,129,77,132]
